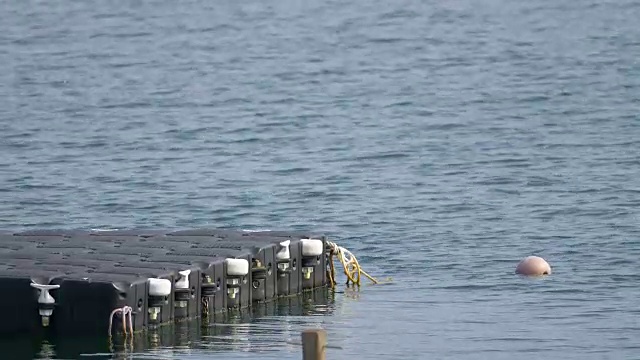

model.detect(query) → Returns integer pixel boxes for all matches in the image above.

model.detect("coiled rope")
[326,241,379,287]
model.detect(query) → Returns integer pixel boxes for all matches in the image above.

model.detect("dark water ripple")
[2,0,640,359]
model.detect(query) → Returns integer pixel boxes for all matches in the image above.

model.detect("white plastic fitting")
[31,282,60,326]
[149,307,160,320]
[31,283,59,306]
[227,278,240,299]
[175,269,191,290]
[148,278,172,297]
[278,262,290,272]
[225,258,249,277]
[301,238,324,257]
[228,288,239,299]
[302,267,314,279]
[276,240,291,260]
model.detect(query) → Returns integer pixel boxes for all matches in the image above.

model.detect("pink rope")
[108,306,133,336]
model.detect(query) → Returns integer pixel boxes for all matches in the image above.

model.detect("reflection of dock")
[0,228,331,338]
[0,287,336,360]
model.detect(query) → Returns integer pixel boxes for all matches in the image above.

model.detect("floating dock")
[0,229,329,337]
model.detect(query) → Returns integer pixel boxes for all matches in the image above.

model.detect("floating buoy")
[515,256,551,276]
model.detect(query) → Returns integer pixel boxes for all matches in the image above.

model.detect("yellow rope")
[326,241,379,287]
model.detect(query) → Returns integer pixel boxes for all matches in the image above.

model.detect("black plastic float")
[0,229,330,337]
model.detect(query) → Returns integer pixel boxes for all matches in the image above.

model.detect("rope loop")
[108,305,134,338]
[326,241,379,287]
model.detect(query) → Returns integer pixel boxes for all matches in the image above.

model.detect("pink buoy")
[515,256,551,276]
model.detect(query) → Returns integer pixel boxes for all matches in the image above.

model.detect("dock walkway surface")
[0,228,329,337]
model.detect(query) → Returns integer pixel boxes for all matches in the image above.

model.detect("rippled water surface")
[2,0,640,359]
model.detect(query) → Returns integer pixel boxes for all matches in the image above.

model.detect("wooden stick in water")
[301,329,327,360]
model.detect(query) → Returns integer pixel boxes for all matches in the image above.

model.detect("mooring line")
[108,305,134,338]
[326,241,385,287]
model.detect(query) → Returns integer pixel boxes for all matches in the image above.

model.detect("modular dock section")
[0,229,329,337]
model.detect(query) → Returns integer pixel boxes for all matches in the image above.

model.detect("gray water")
[1,0,640,359]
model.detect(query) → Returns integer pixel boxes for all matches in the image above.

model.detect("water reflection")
[3,288,336,360]
[196,288,337,355]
